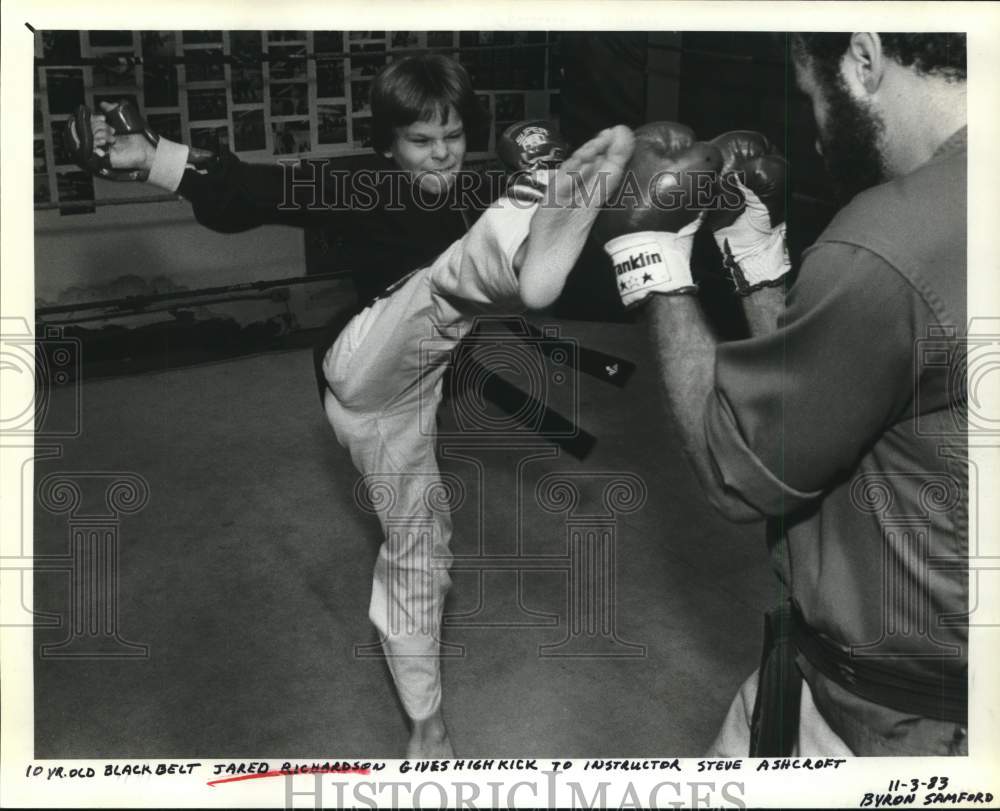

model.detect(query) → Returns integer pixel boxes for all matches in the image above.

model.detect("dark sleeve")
[176,149,359,234]
[703,242,933,514]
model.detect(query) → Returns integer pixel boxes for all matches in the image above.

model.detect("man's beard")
[818,77,890,204]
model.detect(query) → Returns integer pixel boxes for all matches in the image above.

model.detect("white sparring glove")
[713,176,790,295]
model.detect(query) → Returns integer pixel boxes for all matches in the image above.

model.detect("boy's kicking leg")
[321,126,635,757]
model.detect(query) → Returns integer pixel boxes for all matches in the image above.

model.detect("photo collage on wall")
[35,30,561,212]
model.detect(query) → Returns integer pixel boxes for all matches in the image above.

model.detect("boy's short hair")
[371,54,487,153]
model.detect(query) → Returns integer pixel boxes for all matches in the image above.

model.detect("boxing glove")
[65,99,215,182]
[496,120,570,202]
[497,119,569,171]
[594,121,722,308]
[708,130,790,295]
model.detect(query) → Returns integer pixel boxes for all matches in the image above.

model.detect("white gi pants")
[321,198,534,720]
[706,668,854,757]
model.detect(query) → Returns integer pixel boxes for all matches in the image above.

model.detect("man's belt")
[749,602,802,757]
[790,601,967,727]
[750,602,967,757]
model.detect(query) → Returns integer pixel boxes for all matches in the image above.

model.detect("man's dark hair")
[792,33,967,85]
[370,54,487,154]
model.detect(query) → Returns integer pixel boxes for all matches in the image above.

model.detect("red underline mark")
[208,767,370,787]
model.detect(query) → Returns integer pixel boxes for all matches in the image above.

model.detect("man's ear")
[846,33,886,95]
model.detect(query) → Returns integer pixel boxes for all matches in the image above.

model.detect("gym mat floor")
[32,316,775,758]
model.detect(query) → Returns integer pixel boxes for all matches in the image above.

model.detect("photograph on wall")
[316,57,345,98]
[519,31,548,45]
[390,31,419,49]
[271,120,311,154]
[267,45,308,81]
[93,61,136,89]
[55,169,95,212]
[88,30,132,48]
[351,115,372,149]
[140,31,176,59]
[269,83,309,117]
[268,30,306,42]
[348,42,386,79]
[183,48,225,83]
[313,31,344,55]
[45,69,84,115]
[49,122,74,166]
[41,31,81,64]
[233,109,266,152]
[426,31,455,48]
[34,140,48,174]
[183,31,223,45]
[34,173,51,205]
[230,30,262,60]
[142,63,178,108]
[317,103,347,145]
[230,64,263,104]
[187,88,228,122]
[190,125,229,152]
[146,112,182,143]
[350,79,372,114]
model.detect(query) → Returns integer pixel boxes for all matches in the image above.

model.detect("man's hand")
[593,121,723,308]
[708,130,790,296]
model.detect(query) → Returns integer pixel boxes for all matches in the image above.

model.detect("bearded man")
[642,33,968,756]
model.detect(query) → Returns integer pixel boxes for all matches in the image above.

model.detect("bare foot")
[516,125,635,310]
[407,708,455,758]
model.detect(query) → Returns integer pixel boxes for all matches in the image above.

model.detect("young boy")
[72,56,634,755]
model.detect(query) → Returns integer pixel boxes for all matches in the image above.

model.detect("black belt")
[790,602,967,727]
[750,603,801,756]
[750,602,967,756]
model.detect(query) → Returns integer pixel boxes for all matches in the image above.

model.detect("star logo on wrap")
[642,273,653,283]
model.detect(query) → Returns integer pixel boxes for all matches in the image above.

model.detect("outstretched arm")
[75,101,349,234]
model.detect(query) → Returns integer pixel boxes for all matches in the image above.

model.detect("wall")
[34,28,562,334]
[676,31,839,257]
[34,199,305,308]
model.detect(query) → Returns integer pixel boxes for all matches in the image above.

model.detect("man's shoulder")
[806,147,967,327]
[822,149,967,244]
